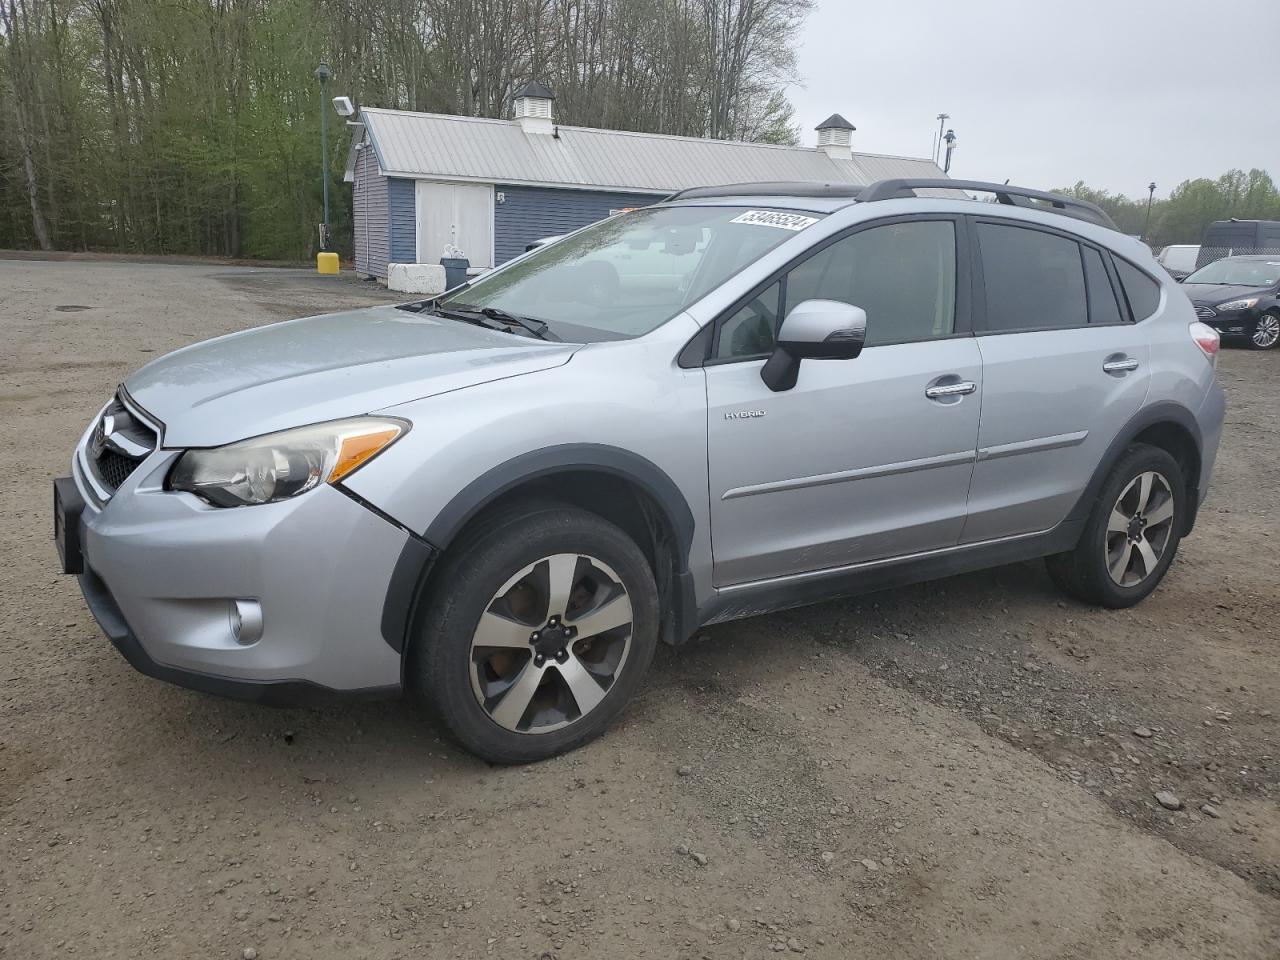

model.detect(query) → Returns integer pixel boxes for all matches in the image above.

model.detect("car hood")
[126,305,580,447]
[1183,283,1267,306]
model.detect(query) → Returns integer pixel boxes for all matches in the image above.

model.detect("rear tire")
[407,503,659,764]
[1046,444,1185,608]
[1248,312,1280,350]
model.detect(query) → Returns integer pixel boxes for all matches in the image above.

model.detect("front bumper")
[66,441,413,702]
[1198,307,1259,338]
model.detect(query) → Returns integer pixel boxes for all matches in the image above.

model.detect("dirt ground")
[1,256,1277,959]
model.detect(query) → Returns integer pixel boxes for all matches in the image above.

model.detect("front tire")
[1046,444,1185,608]
[1249,312,1280,350]
[408,504,659,764]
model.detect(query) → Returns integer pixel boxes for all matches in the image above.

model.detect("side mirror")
[761,299,867,392]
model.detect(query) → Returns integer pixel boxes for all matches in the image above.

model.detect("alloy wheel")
[469,553,633,733]
[1252,313,1280,349]
[1105,471,1176,587]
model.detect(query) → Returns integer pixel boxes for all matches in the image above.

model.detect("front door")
[415,181,494,269]
[961,219,1153,543]
[704,217,983,587]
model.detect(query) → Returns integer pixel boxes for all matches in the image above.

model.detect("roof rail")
[859,179,1119,231]
[665,181,864,202]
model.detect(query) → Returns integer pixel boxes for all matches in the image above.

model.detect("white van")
[1156,244,1200,280]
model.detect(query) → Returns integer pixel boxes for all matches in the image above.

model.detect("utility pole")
[1144,182,1156,241]
[315,63,332,251]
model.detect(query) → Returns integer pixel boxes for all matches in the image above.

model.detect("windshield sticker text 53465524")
[729,210,819,231]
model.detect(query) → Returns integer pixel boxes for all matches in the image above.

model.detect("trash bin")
[441,257,469,290]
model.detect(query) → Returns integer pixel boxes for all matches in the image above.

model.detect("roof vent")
[815,114,855,161]
[513,81,555,135]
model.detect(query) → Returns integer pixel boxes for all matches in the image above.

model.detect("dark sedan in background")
[1182,255,1280,350]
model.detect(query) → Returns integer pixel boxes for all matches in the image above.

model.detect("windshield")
[1185,258,1280,287]
[441,204,823,341]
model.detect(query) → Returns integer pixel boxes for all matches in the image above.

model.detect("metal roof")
[348,108,946,194]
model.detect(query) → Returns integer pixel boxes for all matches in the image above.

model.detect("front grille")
[1195,305,1217,320]
[86,392,159,495]
[95,448,142,489]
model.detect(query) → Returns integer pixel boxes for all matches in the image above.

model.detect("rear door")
[961,218,1151,543]
[704,216,983,586]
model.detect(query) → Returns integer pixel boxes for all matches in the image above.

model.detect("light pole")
[315,63,332,251]
[943,128,957,174]
[934,113,950,163]
[1143,181,1156,241]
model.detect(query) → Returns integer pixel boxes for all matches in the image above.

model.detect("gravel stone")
[1154,791,1183,811]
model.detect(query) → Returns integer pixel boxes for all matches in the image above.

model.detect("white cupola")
[815,113,856,161]
[512,81,555,136]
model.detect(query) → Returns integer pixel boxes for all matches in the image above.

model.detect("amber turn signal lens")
[330,427,402,483]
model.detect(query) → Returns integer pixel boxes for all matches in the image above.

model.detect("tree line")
[0,0,811,260]
[1055,169,1280,251]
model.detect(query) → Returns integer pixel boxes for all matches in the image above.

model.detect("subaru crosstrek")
[55,179,1226,763]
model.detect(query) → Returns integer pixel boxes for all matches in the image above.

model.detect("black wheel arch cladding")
[379,444,697,654]
[1067,401,1203,538]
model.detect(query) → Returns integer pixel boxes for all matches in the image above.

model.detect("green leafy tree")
[1056,170,1280,250]
[0,0,814,259]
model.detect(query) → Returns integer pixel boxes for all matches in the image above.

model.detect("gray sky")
[790,0,1280,200]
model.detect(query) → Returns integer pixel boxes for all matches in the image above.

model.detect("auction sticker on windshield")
[730,210,819,231]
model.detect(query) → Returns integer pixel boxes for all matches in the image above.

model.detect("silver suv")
[55,179,1226,763]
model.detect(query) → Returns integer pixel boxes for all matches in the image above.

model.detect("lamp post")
[943,128,957,174]
[315,63,332,251]
[1144,181,1156,241]
[934,113,950,163]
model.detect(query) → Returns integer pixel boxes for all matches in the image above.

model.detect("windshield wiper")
[443,302,561,341]
[477,306,561,341]
[398,298,561,342]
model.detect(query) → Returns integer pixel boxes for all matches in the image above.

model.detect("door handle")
[1102,357,1140,374]
[925,380,977,400]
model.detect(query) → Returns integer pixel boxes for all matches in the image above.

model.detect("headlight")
[1216,297,1258,311]
[169,417,408,507]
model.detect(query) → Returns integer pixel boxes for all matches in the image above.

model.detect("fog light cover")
[229,599,264,646]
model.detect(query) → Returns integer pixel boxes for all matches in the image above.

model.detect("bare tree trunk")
[2,0,53,248]
[18,118,53,249]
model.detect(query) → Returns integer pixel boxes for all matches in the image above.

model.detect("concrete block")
[387,263,447,295]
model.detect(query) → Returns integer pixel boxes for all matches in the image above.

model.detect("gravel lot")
[2,256,1278,959]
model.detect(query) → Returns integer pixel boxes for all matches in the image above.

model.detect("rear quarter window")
[1112,258,1161,321]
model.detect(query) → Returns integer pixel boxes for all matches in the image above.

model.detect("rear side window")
[977,223,1087,332]
[1082,247,1124,325]
[1113,258,1162,321]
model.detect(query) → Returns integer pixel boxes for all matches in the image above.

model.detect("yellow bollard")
[317,252,339,275]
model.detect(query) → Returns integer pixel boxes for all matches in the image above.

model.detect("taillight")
[1190,321,1220,367]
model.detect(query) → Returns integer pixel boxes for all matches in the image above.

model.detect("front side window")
[714,281,781,360]
[783,220,957,347]
[978,222,1087,332]
[442,205,821,342]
